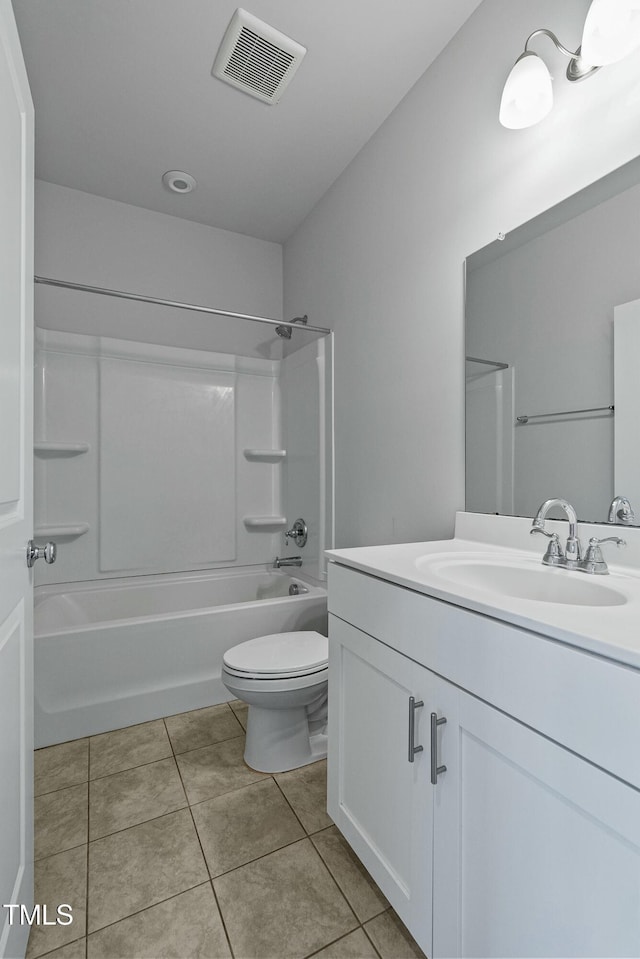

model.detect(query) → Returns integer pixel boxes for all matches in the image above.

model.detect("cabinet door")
[433,690,640,959]
[328,614,445,954]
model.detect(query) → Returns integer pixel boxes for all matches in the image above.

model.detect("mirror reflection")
[465,155,640,525]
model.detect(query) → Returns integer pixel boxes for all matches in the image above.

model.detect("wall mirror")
[465,154,640,525]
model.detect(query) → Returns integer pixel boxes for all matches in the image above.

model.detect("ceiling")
[12,0,483,243]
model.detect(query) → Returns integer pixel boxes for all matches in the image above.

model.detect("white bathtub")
[34,567,327,747]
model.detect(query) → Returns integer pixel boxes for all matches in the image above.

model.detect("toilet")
[222,630,328,773]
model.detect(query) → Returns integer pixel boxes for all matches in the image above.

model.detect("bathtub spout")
[273,555,302,568]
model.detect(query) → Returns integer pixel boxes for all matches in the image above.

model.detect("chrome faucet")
[608,496,635,525]
[273,555,302,568]
[530,498,582,569]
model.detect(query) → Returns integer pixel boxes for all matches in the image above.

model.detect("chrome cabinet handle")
[408,696,424,762]
[26,540,57,568]
[430,712,447,784]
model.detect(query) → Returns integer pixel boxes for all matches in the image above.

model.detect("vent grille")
[213,9,306,105]
[225,27,295,98]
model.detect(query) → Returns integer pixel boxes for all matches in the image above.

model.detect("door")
[327,615,437,954]
[433,690,640,958]
[0,4,34,958]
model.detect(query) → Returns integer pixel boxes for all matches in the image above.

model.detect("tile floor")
[30,701,427,959]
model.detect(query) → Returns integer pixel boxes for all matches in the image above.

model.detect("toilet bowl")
[222,630,328,773]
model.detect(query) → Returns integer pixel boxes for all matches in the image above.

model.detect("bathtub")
[34,567,327,747]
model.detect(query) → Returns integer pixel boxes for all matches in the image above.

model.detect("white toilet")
[222,630,328,773]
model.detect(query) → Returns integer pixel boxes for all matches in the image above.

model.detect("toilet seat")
[223,630,328,681]
[222,665,328,696]
[223,664,327,681]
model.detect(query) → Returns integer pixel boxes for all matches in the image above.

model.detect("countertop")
[326,533,640,670]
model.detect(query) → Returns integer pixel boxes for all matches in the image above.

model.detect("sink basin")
[415,557,627,607]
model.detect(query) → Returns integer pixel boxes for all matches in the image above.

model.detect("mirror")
[465,154,640,525]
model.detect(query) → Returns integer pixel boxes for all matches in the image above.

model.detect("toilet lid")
[223,630,328,677]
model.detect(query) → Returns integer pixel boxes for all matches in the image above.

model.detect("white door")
[327,615,435,955]
[0,4,34,958]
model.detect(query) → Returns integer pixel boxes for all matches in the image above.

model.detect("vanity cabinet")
[327,562,640,959]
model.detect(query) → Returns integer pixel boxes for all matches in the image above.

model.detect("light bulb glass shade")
[499,52,553,129]
[581,0,640,65]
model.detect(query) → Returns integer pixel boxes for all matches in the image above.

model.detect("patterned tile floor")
[30,701,426,959]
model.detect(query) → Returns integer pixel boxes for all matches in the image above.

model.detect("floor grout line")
[34,779,90,800]
[361,920,385,959]
[28,933,88,959]
[171,731,246,755]
[88,751,174,783]
[303,923,383,959]
[209,833,316,882]
[85,737,91,958]
[207,877,236,959]
[35,736,90,752]
[167,713,237,959]
[34,838,88,865]
[88,752,175,782]
[300,835,360,931]
[86,879,213,941]
[88,803,190,845]
[271,773,314,836]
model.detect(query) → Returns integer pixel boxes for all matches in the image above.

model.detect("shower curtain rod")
[34,276,331,335]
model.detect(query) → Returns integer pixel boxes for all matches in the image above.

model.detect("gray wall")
[34,179,283,354]
[283,0,640,548]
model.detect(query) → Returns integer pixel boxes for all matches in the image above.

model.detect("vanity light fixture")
[499,0,640,128]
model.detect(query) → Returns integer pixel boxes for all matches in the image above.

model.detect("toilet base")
[244,703,328,773]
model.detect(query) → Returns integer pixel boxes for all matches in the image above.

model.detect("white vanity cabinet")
[327,560,640,959]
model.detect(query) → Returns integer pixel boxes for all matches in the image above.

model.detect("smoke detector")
[212,8,306,105]
[162,171,197,194]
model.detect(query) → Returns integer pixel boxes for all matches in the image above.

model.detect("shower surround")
[33,328,332,746]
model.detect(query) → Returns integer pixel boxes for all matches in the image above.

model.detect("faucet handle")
[530,525,555,539]
[578,536,626,575]
[531,529,565,566]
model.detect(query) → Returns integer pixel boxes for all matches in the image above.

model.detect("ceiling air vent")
[212,8,306,105]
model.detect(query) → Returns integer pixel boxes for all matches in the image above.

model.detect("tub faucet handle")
[284,518,308,548]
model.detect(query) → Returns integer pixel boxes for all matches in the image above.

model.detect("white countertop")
[326,513,640,670]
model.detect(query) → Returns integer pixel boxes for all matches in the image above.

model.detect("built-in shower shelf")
[34,442,90,454]
[243,449,287,462]
[34,523,90,538]
[243,516,287,530]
